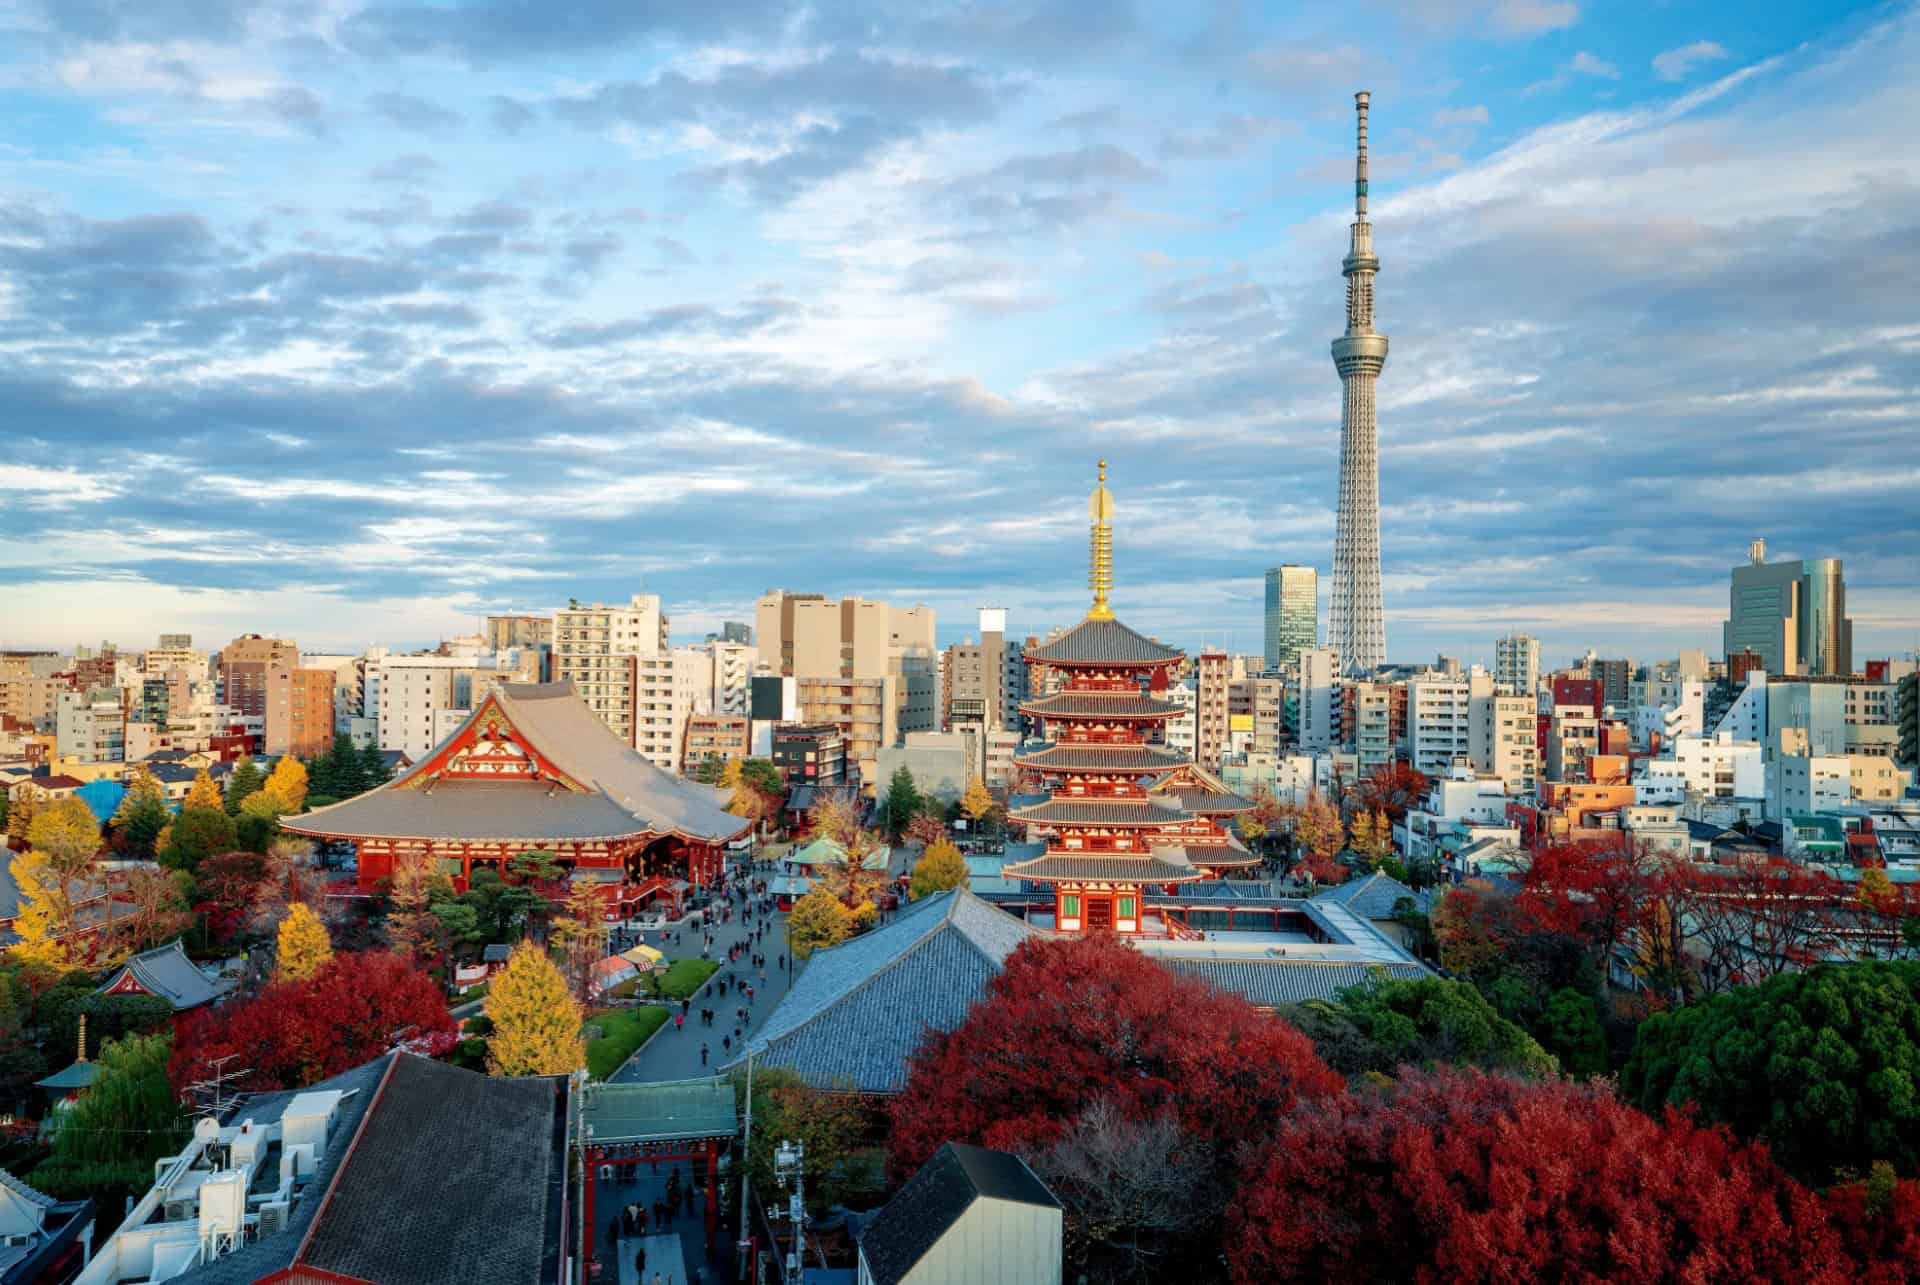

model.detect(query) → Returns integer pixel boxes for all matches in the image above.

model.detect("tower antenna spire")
[1087,459,1115,620]
[1329,91,1388,676]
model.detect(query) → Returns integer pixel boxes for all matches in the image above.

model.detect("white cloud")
[1653,41,1731,81]
[1493,0,1578,36]
[0,464,120,508]
[1569,51,1620,79]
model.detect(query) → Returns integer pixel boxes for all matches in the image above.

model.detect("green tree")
[111,768,171,859]
[224,756,265,815]
[1622,960,1920,1185]
[357,738,392,788]
[730,1066,881,1213]
[161,805,236,876]
[33,1032,189,1200]
[787,888,854,960]
[234,811,278,854]
[1279,974,1556,1079]
[882,766,922,840]
[1537,987,1609,1077]
[909,840,968,901]
[692,754,726,786]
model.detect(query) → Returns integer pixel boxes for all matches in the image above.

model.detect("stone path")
[610,874,796,1085]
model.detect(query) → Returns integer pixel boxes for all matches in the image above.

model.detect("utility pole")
[773,1139,808,1285]
[737,1050,754,1281]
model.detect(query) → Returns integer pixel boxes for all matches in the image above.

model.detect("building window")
[1117,896,1137,919]
[1061,894,1080,917]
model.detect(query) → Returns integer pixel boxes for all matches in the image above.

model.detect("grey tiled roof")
[171,1057,394,1285]
[1014,742,1187,773]
[726,889,1045,1094]
[296,1055,568,1285]
[1000,852,1206,883]
[859,1143,1060,1285]
[1019,691,1184,720]
[1170,842,1260,868]
[1008,796,1190,827]
[96,940,232,1011]
[1152,788,1254,814]
[1316,871,1430,919]
[288,680,748,846]
[1163,959,1429,1009]
[1024,617,1182,665]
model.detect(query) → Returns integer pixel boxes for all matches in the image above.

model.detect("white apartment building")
[1629,678,1705,751]
[1163,679,1197,758]
[1635,731,1766,806]
[142,641,209,680]
[552,595,680,766]
[1493,634,1540,698]
[1346,681,1397,772]
[372,654,498,760]
[55,689,125,764]
[1296,648,1341,752]
[1470,692,1538,795]
[1766,753,1852,821]
[1410,668,1492,778]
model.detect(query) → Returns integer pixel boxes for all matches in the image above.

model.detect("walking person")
[674,1012,684,1032]
[635,1247,645,1279]
[700,1042,708,1066]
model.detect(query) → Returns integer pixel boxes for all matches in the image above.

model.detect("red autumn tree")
[1227,1067,1846,1285]
[171,950,454,1094]
[1681,854,1848,994]
[1822,1164,1920,1285]
[196,850,271,942]
[888,934,1343,1180]
[1353,762,1429,825]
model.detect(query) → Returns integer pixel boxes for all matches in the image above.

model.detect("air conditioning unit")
[165,1200,194,1222]
[258,1202,290,1236]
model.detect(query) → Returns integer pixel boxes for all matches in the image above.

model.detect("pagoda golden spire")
[1087,458,1115,620]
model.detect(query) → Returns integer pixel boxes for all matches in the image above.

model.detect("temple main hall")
[284,680,749,916]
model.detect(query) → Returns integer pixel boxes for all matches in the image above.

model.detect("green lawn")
[585,1006,670,1080]
[656,958,720,1000]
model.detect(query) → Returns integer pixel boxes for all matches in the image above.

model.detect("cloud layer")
[0,0,1915,668]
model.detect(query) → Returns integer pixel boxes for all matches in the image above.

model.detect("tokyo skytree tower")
[1328,91,1388,677]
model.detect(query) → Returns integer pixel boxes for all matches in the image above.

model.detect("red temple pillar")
[583,1146,598,1262]
[704,1139,719,1241]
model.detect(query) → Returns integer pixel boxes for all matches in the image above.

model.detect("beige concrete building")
[220,635,300,718]
[552,595,668,749]
[484,614,553,651]
[756,589,936,784]
[1195,652,1231,770]
[1229,673,1284,758]
[942,608,1027,735]
[55,688,125,764]
[1471,692,1539,795]
[264,666,336,759]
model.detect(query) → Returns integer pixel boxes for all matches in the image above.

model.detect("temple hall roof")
[1024,617,1182,666]
[725,888,1046,1094]
[1146,764,1254,814]
[1159,841,1260,868]
[859,1143,1061,1285]
[287,680,748,846]
[96,941,233,1012]
[1019,691,1185,720]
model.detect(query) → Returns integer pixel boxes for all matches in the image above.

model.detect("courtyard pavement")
[610,873,797,1085]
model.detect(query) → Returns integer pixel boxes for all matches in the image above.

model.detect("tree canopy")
[1279,975,1555,1080]
[484,942,584,1077]
[1229,1067,1843,1285]
[274,903,334,983]
[35,1033,189,1201]
[909,840,967,901]
[171,950,453,1093]
[224,756,265,815]
[787,888,853,960]
[1621,960,1920,1186]
[159,806,237,872]
[111,767,170,858]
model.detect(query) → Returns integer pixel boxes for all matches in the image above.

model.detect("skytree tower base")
[1329,91,1388,677]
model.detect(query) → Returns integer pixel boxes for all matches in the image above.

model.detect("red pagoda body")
[1004,462,1255,934]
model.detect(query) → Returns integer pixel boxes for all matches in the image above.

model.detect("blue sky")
[1,0,1916,669]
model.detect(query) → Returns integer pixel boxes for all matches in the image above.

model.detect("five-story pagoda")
[1003,462,1239,933]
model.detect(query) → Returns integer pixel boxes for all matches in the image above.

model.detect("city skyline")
[2,1,1918,662]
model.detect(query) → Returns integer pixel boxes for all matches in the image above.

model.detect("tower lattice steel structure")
[1328,91,1388,677]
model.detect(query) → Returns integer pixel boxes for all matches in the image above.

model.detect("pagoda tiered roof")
[1145,765,1255,815]
[1013,742,1187,774]
[285,681,749,846]
[1020,691,1184,720]
[1025,616,1183,666]
[1001,847,1208,884]
[1158,840,1260,868]
[1007,796,1192,828]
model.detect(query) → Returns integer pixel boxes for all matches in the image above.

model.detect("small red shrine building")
[283,681,750,917]
[1004,462,1255,933]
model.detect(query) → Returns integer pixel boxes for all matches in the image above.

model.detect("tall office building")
[1722,539,1853,677]
[1296,647,1342,751]
[943,608,1027,736]
[1263,565,1318,674]
[551,595,692,769]
[1195,651,1231,770]
[1493,634,1540,698]
[220,635,299,718]
[1327,91,1389,677]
